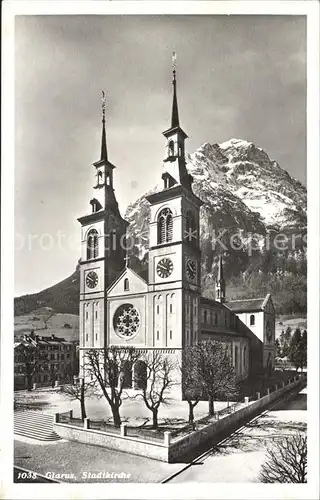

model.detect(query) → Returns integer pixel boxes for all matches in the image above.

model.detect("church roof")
[201,296,227,309]
[134,268,148,282]
[225,296,269,313]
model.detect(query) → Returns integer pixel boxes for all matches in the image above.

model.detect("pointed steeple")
[171,52,179,128]
[216,255,226,303]
[161,53,193,192]
[91,91,122,218]
[218,254,224,282]
[100,91,108,161]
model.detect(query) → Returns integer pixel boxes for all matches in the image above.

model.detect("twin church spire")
[161,52,193,192]
[89,91,120,216]
[92,52,193,216]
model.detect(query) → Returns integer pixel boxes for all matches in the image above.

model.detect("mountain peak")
[14,138,306,318]
[219,138,254,150]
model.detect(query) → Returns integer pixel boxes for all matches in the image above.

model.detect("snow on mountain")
[125,139,306,259]
[15,139,306,316]
[187,139,306,231]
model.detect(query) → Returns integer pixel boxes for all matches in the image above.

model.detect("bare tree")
[85,346,140,428]
[181,346,204,428]
[60,378,96,420]
[137,352,176,429]
[259,432,307,483]
[40,307,55,330]
[19,344,48,391]
[194,341,237,415]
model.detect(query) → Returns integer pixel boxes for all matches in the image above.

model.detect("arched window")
[204,310,207,323]
[250,314,255,326]
[97,170,103,185]
[133,361,147,390]
[214,312,218,325]
[121,360,132,389]
[87,229,99,260]
[124,278,129,291]
[157,208,173,244]
[225,313,228,327]
[106,172,111,186]
[168,140,175,156]
[185,210,197,242]
[243,346,247,368]
[235,345,239,370]
[108,360,119,387]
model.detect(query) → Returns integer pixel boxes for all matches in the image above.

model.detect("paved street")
[14,438,183,483]
[166,386,307,483]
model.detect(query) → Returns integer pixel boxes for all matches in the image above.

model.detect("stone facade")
[77,71,276,392]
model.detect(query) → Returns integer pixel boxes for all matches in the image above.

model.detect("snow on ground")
[170,385,307,483]
[15,387,231,427]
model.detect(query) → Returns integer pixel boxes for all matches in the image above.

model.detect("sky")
[14,15,306,296]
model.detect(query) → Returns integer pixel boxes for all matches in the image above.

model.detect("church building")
[77,62,276,392]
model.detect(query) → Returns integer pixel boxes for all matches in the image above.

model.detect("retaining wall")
[53,374,306,462]
[54,421,168,461]
[168,376,305,461]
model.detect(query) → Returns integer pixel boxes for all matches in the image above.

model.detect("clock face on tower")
[156,258,174,279]
[186,259,197,280]
[86,271,98,289]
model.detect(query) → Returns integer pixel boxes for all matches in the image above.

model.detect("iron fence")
[88,420,120,435]
[126,426,164,442]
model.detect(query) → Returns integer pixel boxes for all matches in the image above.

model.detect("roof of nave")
[200,296,228,309]
[134,268,148,282]
[200,327,247,339]
[225,294,271,313]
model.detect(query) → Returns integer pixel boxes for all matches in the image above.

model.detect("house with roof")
[14,333,78,390]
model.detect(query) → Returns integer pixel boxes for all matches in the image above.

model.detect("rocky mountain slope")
[126,139,306,251]
[15,139,307,317]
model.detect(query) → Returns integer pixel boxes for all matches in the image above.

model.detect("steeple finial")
[216,255,226,303]
[171,51,179,128]
[100,90,108,161]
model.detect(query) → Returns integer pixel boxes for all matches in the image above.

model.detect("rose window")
[113,304,140,339]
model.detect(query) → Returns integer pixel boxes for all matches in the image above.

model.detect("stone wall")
[54,420,169,461]
[54,374,306,463]
[168,375,305,461]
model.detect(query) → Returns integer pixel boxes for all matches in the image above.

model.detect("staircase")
[14,411,62,441]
